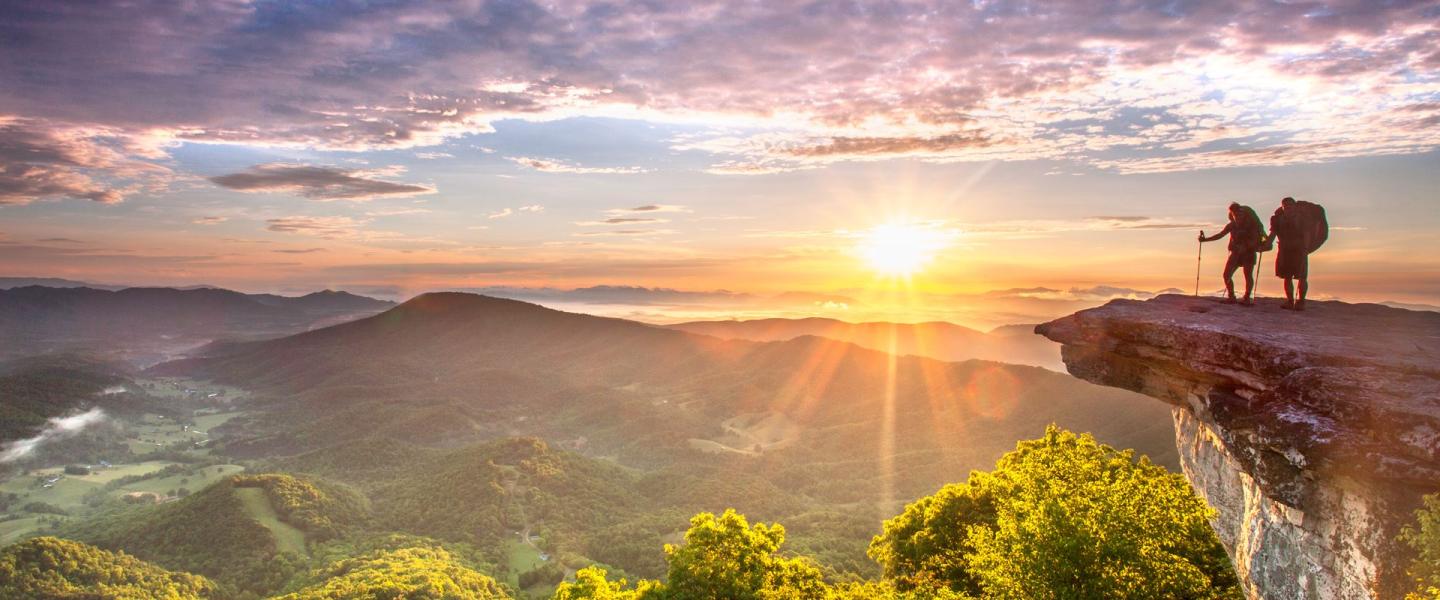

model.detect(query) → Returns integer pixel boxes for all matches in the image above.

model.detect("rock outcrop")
[1037,295,1440,599]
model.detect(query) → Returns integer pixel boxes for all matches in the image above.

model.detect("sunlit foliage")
[1403,493,1440,600]
[0,536,216,599]
[869,426,1239,599]
[273,545,509,599]
[552,510,827,600]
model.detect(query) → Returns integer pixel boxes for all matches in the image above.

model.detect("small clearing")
[234,487,307,556]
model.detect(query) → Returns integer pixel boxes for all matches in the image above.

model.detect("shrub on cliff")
[869,425,1241,599]
[1402,493,1440,600]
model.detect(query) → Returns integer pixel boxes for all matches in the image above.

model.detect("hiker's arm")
[1199,224,1231,242]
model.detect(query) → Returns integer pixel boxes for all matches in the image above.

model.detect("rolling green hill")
[0,536,218,599]
[62,474,362,596]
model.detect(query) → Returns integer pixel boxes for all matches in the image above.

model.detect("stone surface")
[1037,294,1440,600]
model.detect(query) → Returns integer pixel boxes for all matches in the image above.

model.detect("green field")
[139,378,248,402]
[504,538,546,587]
[32,461,173,485]
[113,464,244,496]
[0,473,100,514]
[192,411,242,432]
[0,514,72,546]
[1,461,245,516]
[235,487,307,556]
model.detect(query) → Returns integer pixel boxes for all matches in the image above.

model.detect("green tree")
[871,426,1239,600]
[552,510,827,600]
[664,510,827,600]
[553,566,658,600]
[273,545,508,599]
[1402,493,1440,600]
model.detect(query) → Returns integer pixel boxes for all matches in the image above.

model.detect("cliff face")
[1037,295,1440,600]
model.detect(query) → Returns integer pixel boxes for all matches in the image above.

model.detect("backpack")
[1294,200,1329,253]
[1233,205,1265,252]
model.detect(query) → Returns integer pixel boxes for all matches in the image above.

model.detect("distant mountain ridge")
[156,291,1175,473]
[0,285,394,364]
[0,277,127,290]
[667,316,1063,370]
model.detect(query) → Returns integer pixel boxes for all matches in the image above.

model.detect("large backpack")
[1294,200,1329,253]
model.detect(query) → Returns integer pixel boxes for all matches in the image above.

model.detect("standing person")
[1198,202,1267,305]
[1265,197,1328,311]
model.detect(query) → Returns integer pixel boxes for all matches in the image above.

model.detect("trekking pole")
[1254,249,1263,298]
[1194,234,1203,296]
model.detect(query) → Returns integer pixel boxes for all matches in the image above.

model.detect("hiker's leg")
[1241,258,1255,300]
[1222,255,1239,300]
[1298,277,1308,302]
[1284,278,1295,306]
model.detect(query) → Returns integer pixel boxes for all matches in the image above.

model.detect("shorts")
[1276,246,1308,279]
[1224,251,1257,273]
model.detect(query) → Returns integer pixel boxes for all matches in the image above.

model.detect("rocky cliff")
[1036,295,1440,599]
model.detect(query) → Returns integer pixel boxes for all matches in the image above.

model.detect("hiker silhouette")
[1198,202,1266,306]
[1264,196,1328,311]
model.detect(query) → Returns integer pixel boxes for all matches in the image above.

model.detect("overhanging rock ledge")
[1036,294,1440,600]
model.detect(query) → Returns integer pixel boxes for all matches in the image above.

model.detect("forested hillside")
[0,536,217,599]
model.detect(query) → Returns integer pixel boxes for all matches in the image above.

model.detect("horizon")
[2,1,1438,319]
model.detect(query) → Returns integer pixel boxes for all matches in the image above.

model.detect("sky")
[1,1,1437,327]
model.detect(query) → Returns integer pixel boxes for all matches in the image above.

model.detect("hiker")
[1264,196,1329,311]
[1198,202,1267,305]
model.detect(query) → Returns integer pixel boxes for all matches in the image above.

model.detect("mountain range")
[0,286,395,364]
[157,292,1175,487]
[667,317,1063,370]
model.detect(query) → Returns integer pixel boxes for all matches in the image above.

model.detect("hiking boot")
[1222,297,1237,304]
[1240,298,1254,306]
[1281,300,1295,310]
[1294,300,1306,311]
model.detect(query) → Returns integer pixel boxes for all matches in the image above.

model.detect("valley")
[0,289,1201,598]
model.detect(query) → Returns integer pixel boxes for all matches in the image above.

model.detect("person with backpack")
[1264,196,1329,311]
[1198,202,1267,305]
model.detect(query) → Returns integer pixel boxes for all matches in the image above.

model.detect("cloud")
[0,119,165,205]
[958,217,1212,237]
[0,0,1434,187]
[488,205,544,219]
[1,408,107,463]
[576,217,667,226]
[273,247,327,254]
[608,204,688,214]
[266,216,369,238]
[210,163,435,201]
[36,237,83,243]
[415,152,453,159]
[192,216,228,225]
[365,207,431,217]
[573,229,671,237]
[508,157,647,174]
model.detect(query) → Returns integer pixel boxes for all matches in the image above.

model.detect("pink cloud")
[0,0,1435,197]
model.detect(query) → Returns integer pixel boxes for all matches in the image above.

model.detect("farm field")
[0,514,72,546]
[113,464,244,496]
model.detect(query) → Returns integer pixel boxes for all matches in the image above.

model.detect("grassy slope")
[235,486,307,556]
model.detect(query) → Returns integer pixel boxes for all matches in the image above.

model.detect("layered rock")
[1037,295,1440,599]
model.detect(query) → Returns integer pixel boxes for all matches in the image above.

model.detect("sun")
[857,222,949,277]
